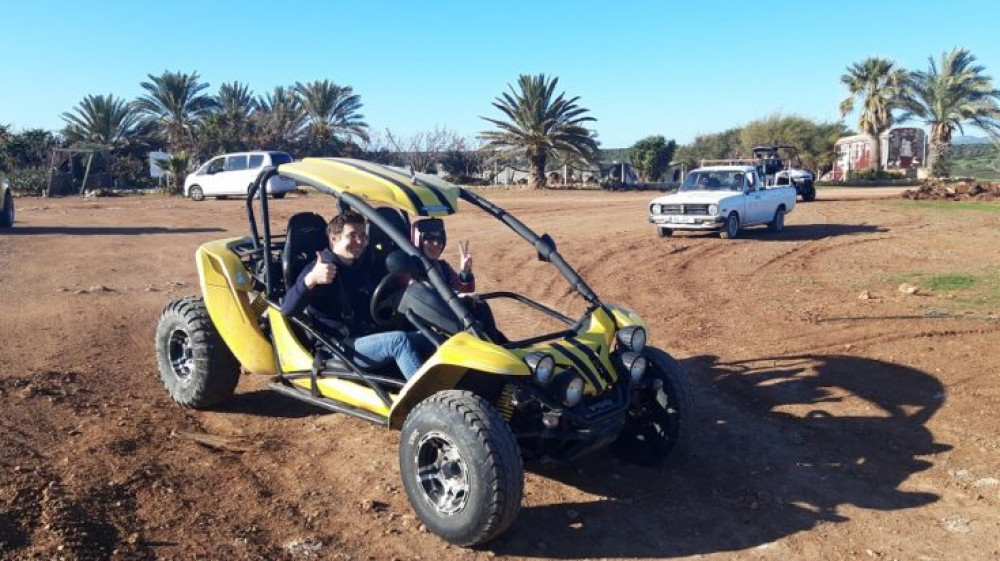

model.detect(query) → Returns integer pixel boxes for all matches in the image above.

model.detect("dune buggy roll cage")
[244,166,608,349]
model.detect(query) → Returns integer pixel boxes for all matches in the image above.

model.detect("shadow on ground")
[5,226,226,236]
[217,389,331,419]
[669,224,885,242]
[491,354,950,558]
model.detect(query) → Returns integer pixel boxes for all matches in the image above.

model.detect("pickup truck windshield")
[680,171,745,192]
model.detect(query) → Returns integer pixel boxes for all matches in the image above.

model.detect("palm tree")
[61,94,146,147]
[134,70,217,153]
[198,81,257,154]
[293,80,368,154]
[839,57,907,173]
[254,86,306,151]
[480,74,598,188]
[897,48,1000,176]
[153,151,189,195]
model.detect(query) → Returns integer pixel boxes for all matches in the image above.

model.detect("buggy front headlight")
[524,352,555,386]
[619,351,647,385]
[552,373,585,407]
[616,326,646,353]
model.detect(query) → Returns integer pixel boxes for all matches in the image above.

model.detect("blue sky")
[2,0,999,148]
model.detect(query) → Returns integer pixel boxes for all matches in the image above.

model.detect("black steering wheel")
[370,272,409,327]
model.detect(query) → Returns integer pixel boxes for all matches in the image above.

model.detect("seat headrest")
[282,212,327,290]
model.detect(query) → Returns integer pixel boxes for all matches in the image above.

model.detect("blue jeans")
[352,331,431,380]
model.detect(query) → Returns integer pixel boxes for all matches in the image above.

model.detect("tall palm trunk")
[929,124,952,177]
[530,152,547,188]
[870,131,883,172]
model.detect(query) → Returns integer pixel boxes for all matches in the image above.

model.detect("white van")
[183,151,298,201]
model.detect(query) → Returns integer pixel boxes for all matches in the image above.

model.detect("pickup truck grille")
[662,204,709,215]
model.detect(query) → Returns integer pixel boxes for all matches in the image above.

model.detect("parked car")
[183,151,298,201]
[648,165,796,239]
[0,173,13,228]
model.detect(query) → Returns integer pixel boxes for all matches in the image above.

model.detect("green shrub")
[7,167,49,196]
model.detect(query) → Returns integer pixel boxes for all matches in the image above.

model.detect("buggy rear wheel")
[399,391,523,546]
[154,297,240,408]
[611,348,694,466]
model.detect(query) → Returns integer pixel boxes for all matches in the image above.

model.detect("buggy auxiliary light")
[616,326,646,353]
[552,372,585,407]
[524,352,556,386]
[617,351,648,385]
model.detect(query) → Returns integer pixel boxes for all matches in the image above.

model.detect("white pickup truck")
[647,165,796,239]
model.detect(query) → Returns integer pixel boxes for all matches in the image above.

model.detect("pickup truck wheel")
[657,226,672,238]
[802,185,816,202]
[188,186,205,202]
[154,297,240,408]
[768,207,786,232]
[612,348,695,465]
[400,391,523,546]
[719,212,739,239]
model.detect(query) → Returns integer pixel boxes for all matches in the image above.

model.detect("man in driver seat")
[280,210,430,379]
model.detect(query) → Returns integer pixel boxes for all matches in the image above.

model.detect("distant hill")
[952,136,992,145]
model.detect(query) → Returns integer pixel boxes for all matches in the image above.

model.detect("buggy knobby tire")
[400,390,523,546]
[0,191,13,227]
[154,296,240,408]
[611,348,695,466]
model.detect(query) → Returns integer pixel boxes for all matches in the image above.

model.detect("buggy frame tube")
[458,189,601,307]
[246,166,279,299]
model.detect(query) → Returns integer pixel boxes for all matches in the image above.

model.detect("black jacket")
[280,248,377,338]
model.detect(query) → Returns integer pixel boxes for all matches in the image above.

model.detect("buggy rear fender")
[196,240,277,375]
[388,332,529,428]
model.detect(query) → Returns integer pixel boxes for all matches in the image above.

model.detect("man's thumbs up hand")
[305,251,337,288]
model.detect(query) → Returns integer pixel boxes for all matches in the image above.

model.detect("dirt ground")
[1,186,998,560]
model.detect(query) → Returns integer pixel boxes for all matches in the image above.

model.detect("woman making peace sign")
[412,218,506,343]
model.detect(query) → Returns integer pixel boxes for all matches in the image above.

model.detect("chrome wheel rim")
[168,328,194,380]
[415,431,470,516]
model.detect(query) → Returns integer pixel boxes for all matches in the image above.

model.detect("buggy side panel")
[268,308,313,372]
[196,240,277,375]
[388,332,530,428]
[289,377,393,418]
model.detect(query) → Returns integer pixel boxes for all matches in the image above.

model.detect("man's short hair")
[327,210,366,237]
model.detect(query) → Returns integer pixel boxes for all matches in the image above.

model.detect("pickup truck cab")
[647,165,795,239]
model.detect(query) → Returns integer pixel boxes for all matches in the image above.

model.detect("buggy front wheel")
[399,391,523,546]
[611,348,694,465]
[154,297,240,408]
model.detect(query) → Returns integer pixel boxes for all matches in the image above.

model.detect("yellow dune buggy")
[154,158,694,546]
